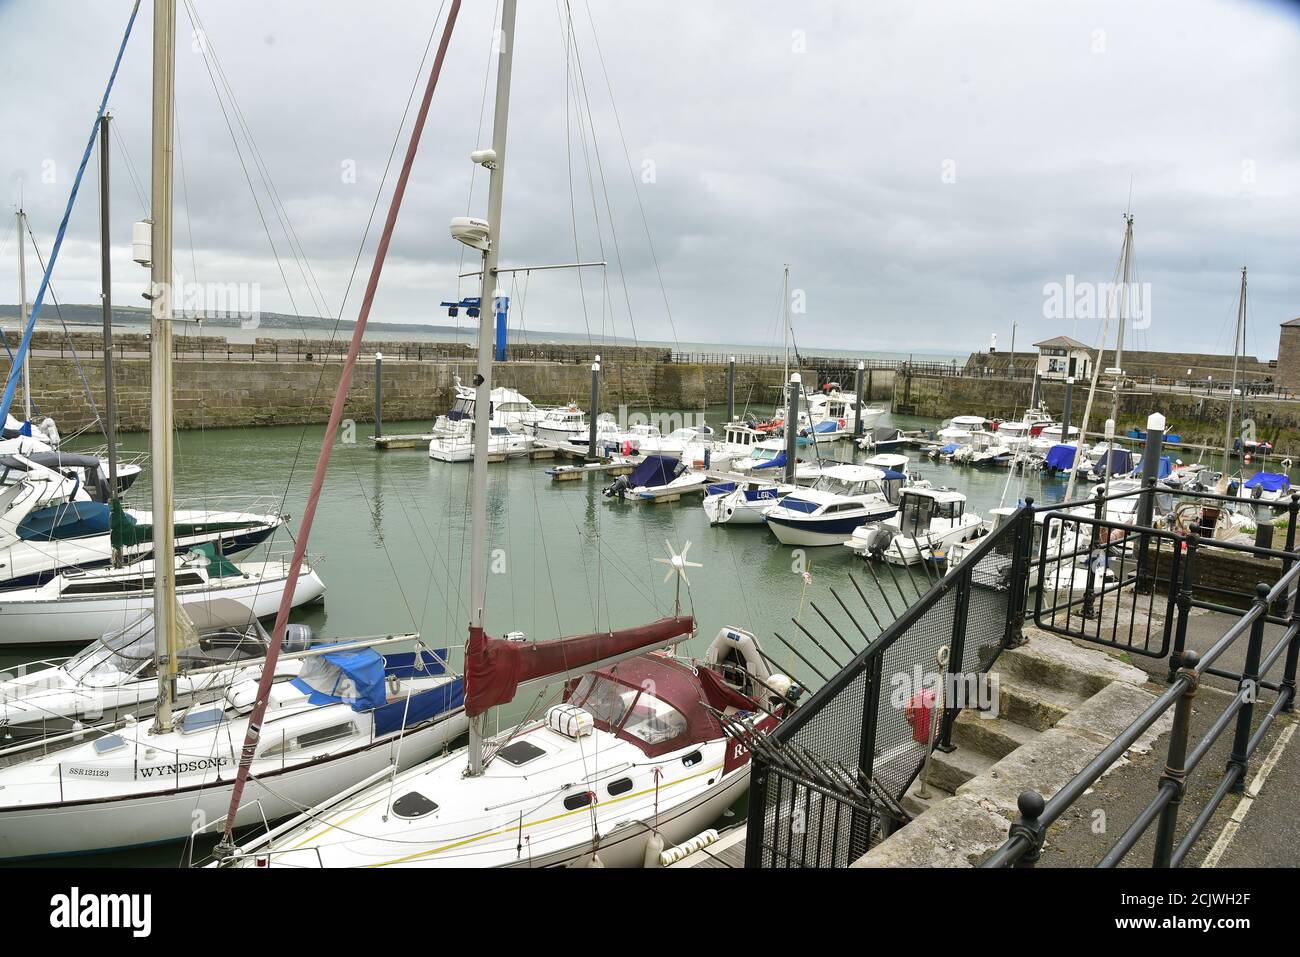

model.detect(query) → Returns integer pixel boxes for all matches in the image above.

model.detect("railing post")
[1283,571,1300,713]
[1081,494,1104,619]
[1006,790,1046,868]
[744,761,769,868]
[1275,493,1299,619]
[1153,651,1198,866]
[1168,534,1197,683]
[1227,583,1269,793]
[936,566,971,752]
[1005,497,1034,649]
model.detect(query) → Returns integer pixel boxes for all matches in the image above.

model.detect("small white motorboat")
[763,464,898,546]
[845,487,987,565]
[429,423,531,462]
[702,478,794,525]
[603,454,707,503]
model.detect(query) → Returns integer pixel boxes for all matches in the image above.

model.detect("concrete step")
[996,631,1147,698]
[924,742,998,794]
[994,674,1090,732]
[952,709,1042,758]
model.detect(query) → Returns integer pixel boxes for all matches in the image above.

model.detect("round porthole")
[392,791,439,819]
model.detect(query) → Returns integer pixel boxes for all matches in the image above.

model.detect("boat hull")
[767,509,896,546]
[0,568,326,647]
[0,712,467,861]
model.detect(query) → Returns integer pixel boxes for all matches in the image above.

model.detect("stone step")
[952,709,1042,759]
[923,742,998,794]
[994,674,1090,732]
[995,631,1147,698]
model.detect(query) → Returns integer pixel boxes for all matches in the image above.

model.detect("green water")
[1,406,1078,866]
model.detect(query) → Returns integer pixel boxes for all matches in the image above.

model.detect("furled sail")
[464,616,695,716]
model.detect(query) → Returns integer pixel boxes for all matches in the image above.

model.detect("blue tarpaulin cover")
[1245,472,1289,493]
[373,678,465,737]
[629,454,680,488]
[753,450,787,471]
[292,643,388,712]
[1044,444,1078,470]
[939,443,959,454]
[813,420,839,433]
[1092,449,1133,477]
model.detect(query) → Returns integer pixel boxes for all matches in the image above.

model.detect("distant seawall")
[11,331,894,434]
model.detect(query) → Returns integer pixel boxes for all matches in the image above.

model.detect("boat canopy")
[939,443,959,454]
[812,420,840,434]
[1245,472,1289,493]
[1044,443,1078,471]
[752,450,787,471]
[292,643,388,712]
[17,501,113,541]
[628,454,683,488]
[1091,449,1133,477]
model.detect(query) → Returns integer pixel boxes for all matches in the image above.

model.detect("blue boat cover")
[383,649,450,678]
[881,469,906,481]
[813,420,839,433]
[292,642,388,712]
[373,677,465,737]
[629,454,681,488]
[774,497,821,514]
[1092,449,1133,477]
[17,501,112,541]
[1245,472,1289,492]
[939,443,959,454]
[705,481,737,496]
[753,450,787,471]
[1044,444,1078,470]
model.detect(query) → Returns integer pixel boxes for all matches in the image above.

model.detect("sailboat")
[214,0,788,868]
[0,0,468,860]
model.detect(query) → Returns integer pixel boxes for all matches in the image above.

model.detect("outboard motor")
[280,623,316,653]
[867,525,895,560]
[603,475,629,498]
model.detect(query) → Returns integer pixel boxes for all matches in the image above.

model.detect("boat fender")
[568,849,606,868]
[658,828,720,866]
[643,830,665,868]
[281,623,315,653]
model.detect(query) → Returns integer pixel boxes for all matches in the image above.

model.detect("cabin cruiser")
[428,423,531,462]
[603,454,707,503]
[0,459,285,590]
[632,426,729,468]
[436,377,549,434]
[763,464,898,546]
[953,429,1012,467]
[0,542,326,647]
[1032,423,1082,453]
[845,487,986,565]
[936,415,986,445]
[531,405,592,445]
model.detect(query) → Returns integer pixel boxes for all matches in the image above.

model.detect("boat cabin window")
[261,720,357,758]
[607,777,634,796]
[563,791,594,811]
[900,494,935,534]
[571,673,638,728]
[621,694,688,747]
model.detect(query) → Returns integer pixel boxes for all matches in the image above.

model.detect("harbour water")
[0,406,1081,866]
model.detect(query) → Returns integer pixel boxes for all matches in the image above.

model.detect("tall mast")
[1224,266,1247,472]
[1108,212,1134,428]
[99,113,121,565]
[781,264,790,388]
[148,0,178,733]
[467,0,518,777]
[15,210,30,423]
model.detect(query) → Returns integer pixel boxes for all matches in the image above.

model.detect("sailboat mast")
[1108,213,1133,427]
[15,210,30,423]
[1224,266,1247,471]
[467,0,518,778]
[148,0,178,733]
[781,264,790,387]
[99,114,121,564]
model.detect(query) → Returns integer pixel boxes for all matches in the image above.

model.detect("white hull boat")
[764,464,899,546]
[0,546,325,647]
[845,487,986,565]
[429,424,531,462]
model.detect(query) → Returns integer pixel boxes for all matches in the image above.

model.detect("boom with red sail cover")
[465,616,695,716]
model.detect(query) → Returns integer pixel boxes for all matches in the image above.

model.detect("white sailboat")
[216,0,789,868]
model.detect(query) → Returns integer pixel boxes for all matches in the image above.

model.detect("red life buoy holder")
[904,689,936,744]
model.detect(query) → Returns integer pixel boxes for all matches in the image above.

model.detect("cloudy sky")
[1,0,1297,358]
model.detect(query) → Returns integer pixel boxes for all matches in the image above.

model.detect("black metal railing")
[744,501,1037,867]
[983,486,1300,868]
